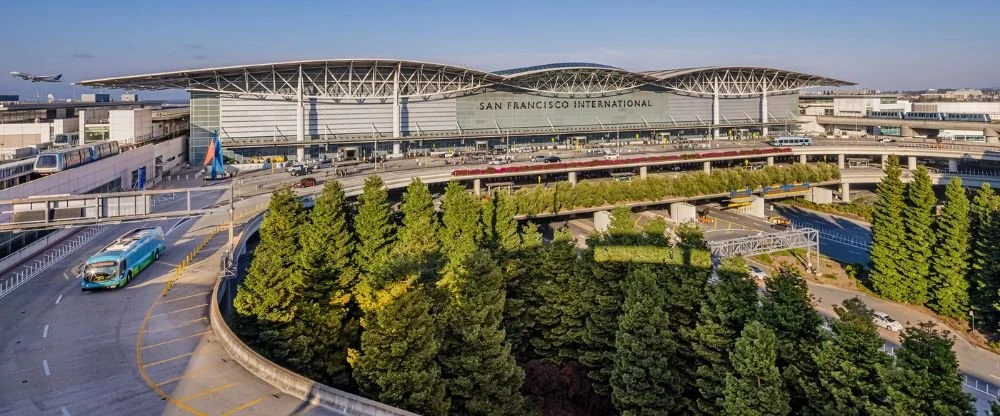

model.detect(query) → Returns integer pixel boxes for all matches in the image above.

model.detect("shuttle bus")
[81,227,166,291]
[770,136,813,146]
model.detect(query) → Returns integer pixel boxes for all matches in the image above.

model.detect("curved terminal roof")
[78,59,854,98]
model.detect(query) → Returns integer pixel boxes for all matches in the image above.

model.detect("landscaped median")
[509,163,841,216]
[451,146,793,176]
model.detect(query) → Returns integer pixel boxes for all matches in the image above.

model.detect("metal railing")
[0,224,111,300]
[789,220,871,251]
[964,375,1000,398]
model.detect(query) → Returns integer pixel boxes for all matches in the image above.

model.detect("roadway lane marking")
[142,352,194,369]
[141,330,209,350]
[43,324,49,338]
[43,360,50,376]
[220,396,266,416]
[176,382,240,403]
[991,375,1000,380]
[54,295,62,305]
[155,367,212,387]
[149,303,208,319]
[160,291,211,304]
[144,317,207,335]
[165,218,190,237]
[60,406,70,416]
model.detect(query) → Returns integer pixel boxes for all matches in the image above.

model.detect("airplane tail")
[54,74,62,80]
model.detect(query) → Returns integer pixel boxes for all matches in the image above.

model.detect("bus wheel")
[154,249,159,260]
[126,271,132,284]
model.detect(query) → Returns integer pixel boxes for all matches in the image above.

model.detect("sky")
[2,0,997,101]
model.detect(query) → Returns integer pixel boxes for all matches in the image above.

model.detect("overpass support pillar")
[838,153,845,170]
[986,126,999,144]
[473,179,482,196]
[703,161,711,173]
[568,171,578,186]
[767,156,774,166]
[908,156,917,171]
[392,142,402,157]
[901,125,916,138]
[639,166,648,179]
[799,154,807,164]
[760,89,769,137]
[296,65,306,162]
[881,154,887,170]
[948,158,958,173]
[840,182,851,203]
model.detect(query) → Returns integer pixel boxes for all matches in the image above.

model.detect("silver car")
[872,311,904,332]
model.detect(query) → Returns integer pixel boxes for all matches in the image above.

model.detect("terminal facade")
[80,59,853,163]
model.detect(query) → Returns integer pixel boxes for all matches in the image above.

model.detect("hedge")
[452,147,793,176]
[511,163,841,216]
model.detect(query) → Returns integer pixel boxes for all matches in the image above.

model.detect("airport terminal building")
[80,59,853,162]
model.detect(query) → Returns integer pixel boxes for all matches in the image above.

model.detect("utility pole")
[228,178,235,263]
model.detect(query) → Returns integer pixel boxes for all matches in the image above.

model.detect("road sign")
[137,167,146,190]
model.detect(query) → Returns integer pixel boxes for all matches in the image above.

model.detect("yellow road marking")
[149,303,208,318]
[142,352,194,368]
[220,396,267,416]
[176,382,239,403]
[145,317,208,335]
[155,367,211,387]
[141,330,209,350]
[160,291,212,304]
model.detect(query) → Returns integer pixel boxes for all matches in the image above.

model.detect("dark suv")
[543,156,562,163]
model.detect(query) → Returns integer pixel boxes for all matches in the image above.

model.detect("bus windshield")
[84,261,118,282]
[36,155,58,168]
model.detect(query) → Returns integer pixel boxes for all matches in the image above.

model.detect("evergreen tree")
[870,154,908,302]
[692,258,761,416]
[354,175,396,279]
[493,193,520,253]
[611,267,679,416]
[531,229,589,361]
[932,177,972,319]
[392,178,440,263]
[887,322,976,416]
[902,165,937,304]
[504,222,546,359]
[350,276,450,416]
[676,222,708,249]
[438,250,527,416]
[608,206,637,236]
[235,188,305,325]
[758,266,824,412]
[579,235,630,396]
[723,321,791,416]
[809,297,892,415]
[282,180,358,387]
[970,183,1000,331]
[643,217,668,243]
[439,181,482,276]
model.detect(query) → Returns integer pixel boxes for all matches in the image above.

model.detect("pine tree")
[350,276,450,416]
[235,188,305,325]
[354,175,396,279]
[282,180,358,387]
[608,206,636,236]
[723,321,791,416]
[870,154,908,302]
[439,181,482,277]
[970,183,1000,331]
[611,267,679,416]
[532,229,589,361]
[887,322,976,416]
[492,193,520,253]
[692,258,761,416]
[392,178,440,264]
[931,177,972,319]
[504,222,545,359]
[643,217,668,242]
[438,250,527,416]
[809,297,892,415]
[758,266,824,412]
[579,236,629,396]
[903,165,937,305]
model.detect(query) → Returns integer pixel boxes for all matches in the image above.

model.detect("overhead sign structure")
[9,193,153,225]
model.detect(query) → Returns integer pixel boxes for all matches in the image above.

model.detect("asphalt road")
[775,205,872,264]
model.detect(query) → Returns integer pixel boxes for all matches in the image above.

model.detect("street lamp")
[970,310,976,332]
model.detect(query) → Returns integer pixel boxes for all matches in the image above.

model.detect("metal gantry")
[708,228,821,271]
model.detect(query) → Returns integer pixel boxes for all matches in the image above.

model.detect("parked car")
[604,153,620,160]
[872,311,904,332]
[748,265,768,281]
[488,157,511,166]
[292,177,317,188]
[530,155,549,163]
[543,156,562,163]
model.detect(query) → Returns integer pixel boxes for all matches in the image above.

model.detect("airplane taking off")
[9,72,63,82]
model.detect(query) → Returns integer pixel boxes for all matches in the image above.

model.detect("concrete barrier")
[0,228,78,276]
[210,213,417,416]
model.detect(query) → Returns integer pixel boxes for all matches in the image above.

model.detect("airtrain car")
[33,140,121,175]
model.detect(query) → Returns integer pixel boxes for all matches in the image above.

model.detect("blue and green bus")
[81,227,165,291]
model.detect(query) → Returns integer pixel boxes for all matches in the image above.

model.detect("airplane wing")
[41,74,63,82]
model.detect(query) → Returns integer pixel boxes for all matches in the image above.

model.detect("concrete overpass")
[814,115,1000,142]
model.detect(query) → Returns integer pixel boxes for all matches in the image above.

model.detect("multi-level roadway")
[3,138,1000,415]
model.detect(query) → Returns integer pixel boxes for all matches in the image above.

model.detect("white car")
[872,311,904,332]
[748,265,768,280]
[487,158,510,166]
[604,153,620,160]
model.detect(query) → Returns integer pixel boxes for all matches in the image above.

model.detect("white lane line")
[165,218,190,237]
[43,360,50,376]
[991,374,1000,380]
[60,406,70,416]
[54,295,63,305]
[43,324,49,338]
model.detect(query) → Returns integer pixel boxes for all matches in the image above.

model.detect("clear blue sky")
[2,0,997,100]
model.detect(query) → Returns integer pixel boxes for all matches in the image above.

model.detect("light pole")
[970,310,976,332]
[228,178,235,262]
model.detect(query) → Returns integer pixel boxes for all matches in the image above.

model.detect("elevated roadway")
[815,115,1000,140]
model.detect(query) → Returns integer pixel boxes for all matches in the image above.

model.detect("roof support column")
[761,88,769,138]
[296,65,305,162]
[392,63,401,143]
[712,76,720,140]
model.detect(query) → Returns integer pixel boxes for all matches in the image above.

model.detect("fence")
[0,224,111,300]
[790,220,872,251]
[964,375,1000,399]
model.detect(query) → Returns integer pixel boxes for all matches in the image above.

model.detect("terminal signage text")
[479,98,654,111]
